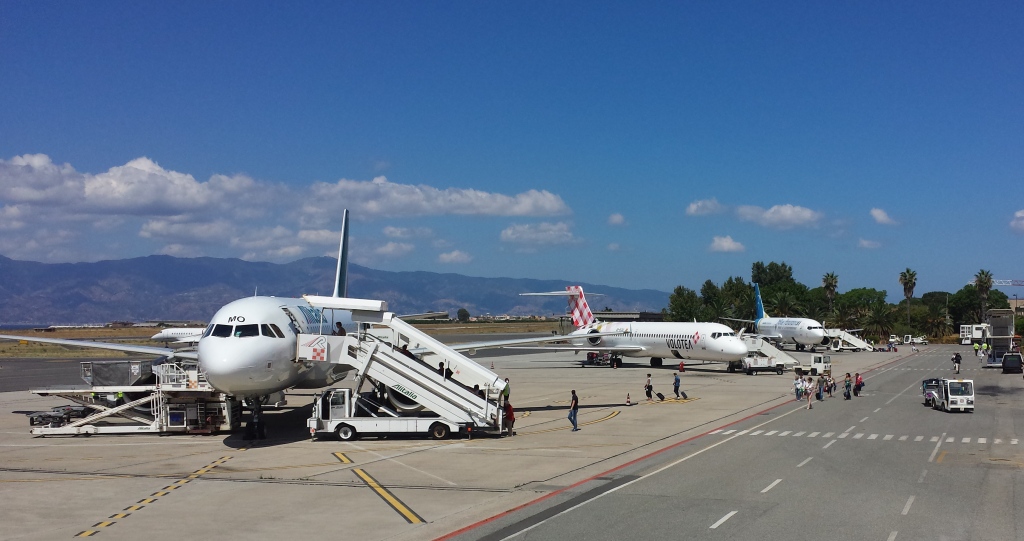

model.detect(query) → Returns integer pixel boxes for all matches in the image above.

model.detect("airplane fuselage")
[755,317,826,346]
[197,296,353,397]
[570,321,747,362]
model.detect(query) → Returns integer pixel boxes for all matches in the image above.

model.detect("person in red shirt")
[503,401,515,437]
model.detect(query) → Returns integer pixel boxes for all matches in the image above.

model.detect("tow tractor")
[794,353,832,376]
[308,388,463,441]
[930,378,974,413]
[921,378,941,408]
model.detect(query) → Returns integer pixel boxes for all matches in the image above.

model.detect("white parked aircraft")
[151,327,206,344]
[726,283,828,351]
[519,286,748,367]
[0,210,597,438]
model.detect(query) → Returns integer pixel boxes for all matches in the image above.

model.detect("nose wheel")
[244,396,267,440]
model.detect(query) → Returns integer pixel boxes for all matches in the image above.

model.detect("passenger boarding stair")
[296,308,504,431]
[825,329,872,352]
[742,334,800,369]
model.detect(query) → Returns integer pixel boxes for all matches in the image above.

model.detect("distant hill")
[0,254,670,324]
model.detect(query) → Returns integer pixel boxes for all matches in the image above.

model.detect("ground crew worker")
[974,342,981,357]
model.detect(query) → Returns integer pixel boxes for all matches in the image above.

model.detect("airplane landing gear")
[244,396,267,440]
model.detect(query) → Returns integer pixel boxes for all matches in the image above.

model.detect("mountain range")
[0,254,671,325]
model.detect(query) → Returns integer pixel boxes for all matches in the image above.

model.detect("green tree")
[751,261,795,288]
[831,298,859,330]
[666,285,702,322]
[975,269,994,317]
[899,268,917,327]
[457,308,470,323]
[822,272,839,312]
[768,290,802,317]
[863,301,897,342]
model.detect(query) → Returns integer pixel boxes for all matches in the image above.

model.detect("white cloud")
[383,226,433,238]
[736,204,822,228]
[374,242,414,257]
[0,205,26,231]
[709,235,745,252]
[1011,210,1024,232]
[870,208,898,225]
[297,229,340,245]
[607,243,620,251]
[686,198,724,216]
[858,238,881,249]
[438,250,472,263]
[607,213,626,226]
[499,222,578,246]
[303,176,569,226]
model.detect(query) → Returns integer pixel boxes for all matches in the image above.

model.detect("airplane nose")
[198,339,256,394]
[726,338,748,359]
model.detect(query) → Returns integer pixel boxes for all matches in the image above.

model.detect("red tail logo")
[567,286,595,327]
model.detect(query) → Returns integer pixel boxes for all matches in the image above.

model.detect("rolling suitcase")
[656,392,665,401]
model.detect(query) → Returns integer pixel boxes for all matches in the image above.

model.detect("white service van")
[931,378,974,413]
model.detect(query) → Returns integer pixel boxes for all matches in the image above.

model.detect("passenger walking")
[645,374,653,401]
[805,377,814,409]
[568,390,579,431]
[673,372,685,399]
[794,375,803,401]
[843,373,852,400]
[502,401,515,437]
[816,376,826,401]
[854,373,864,396]
[953,352,961,374]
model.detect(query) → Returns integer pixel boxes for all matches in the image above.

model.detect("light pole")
[1014,294,1018,351]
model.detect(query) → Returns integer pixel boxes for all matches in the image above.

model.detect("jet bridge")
[825,329,873,352]
[297,306,505,434]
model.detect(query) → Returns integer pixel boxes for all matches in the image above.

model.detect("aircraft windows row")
[206,323,286,338]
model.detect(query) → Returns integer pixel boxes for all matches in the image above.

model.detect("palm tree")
[822,272,838,312]
[898,268,917,327]
[975,269,993,317]
[768,291,802,317]
[832,299,858,330]
[864,301,897,342]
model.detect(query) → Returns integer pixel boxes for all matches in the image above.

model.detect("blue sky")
[1,2,1022,300]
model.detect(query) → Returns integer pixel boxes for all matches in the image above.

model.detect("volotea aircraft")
[0,210,600,438]
[518,286,748,367]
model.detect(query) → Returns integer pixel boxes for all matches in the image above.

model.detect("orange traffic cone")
[491,360,495,370]
[626,393,632,406]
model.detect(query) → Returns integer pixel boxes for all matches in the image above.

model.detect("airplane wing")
[502,345,646,352]
[0,334,197,360]
[414,331,626,356]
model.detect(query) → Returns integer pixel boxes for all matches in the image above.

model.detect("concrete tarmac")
[2,345,995,541]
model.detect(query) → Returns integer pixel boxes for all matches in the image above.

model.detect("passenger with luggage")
[794,375,804,401]
[843,373,852,400]
[805,377,814,409]
[645,374,653,401]
[853,373,864,396]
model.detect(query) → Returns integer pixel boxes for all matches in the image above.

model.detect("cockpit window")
[202,324,215,338]
[260,324,277,338]
[210,324,233,338]
[234,324,260,338]
[269,323,285,338]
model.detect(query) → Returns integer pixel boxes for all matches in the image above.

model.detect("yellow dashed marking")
[353,469,425,524]
[109,513,130,519]
[333,452,353,464]
[640,397,700,406]
[137,498,157,504]
[92,521,115,528]
[151,491,170,497]
[123,506,144,511]
[936,451,948,464]
[74,531,99,537]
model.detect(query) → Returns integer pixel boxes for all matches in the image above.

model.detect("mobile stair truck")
[301,296,506,441]
[737,335,799,374]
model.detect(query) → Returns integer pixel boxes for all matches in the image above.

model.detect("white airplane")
[726,283,828,351]
[0,210,598,438]
[519,286,748,367]
[151,327,206,344]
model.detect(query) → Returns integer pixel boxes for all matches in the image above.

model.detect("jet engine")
[586,329,603,346]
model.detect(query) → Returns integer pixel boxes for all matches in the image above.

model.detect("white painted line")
[709,429,723,434]
[348,442,458,486]
[901,495,915,515]
[962,437,970,443]
[797,457,813,467]
[995,439,1002,444]
[918,469,927,483]
[978,438,986,444]
[886,375,926,406]
[765,430,778,436]
[823,432,834,437]
[737,430,749,435]
[898,435,907,441]
[846,425,857,433]
[750,430,763,435]
[808,432,820,437]
[709,511,738,529]
[723,430,736,435]
[945,437,954,443]
[778,431,791,436]
[874,408,881,413]
[867,434,878,440]
[1012,439,1019,445]
[860,417,869,423]
[929,436,938,442]
[823,439,836,449]
[761,479,782,493]
[888,531,898,541]
[838,433,849,439]
[914,436,923,442]
[928,432,947,463]
[884,435,893,441]
[792,431,805,437]
[853,433,864,439]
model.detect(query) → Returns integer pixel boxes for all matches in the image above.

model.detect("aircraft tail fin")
[754,283,766,320]
[519,285,598,328]
[332,209,350,298]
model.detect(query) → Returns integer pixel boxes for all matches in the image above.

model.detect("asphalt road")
[455,346,1022,541]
